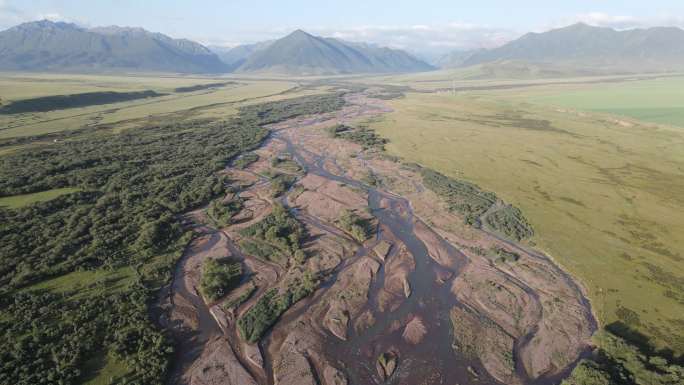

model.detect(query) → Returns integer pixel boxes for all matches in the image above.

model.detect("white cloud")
[0,1,83,30]
[576,12,639,28]
[0,0,23,29]
[548,12,684,31]
[37,13,69,22]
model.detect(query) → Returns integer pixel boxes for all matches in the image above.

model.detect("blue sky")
[2,0,684,55]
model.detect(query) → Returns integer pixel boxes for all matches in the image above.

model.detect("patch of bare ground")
[377,241,414,312]
[402,315,427,345]
[293,174,368,223]
[186,337,258,385]
[450,306,519,385]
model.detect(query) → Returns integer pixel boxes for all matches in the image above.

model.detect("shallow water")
[278,131,502,384]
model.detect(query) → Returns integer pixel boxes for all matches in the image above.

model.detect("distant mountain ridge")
[0,20,228,73]
[232,30,434,75]
[451,23,684,73]
[209,41,274,71]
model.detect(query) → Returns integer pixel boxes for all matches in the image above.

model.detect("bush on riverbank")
[200,258,242,302]
[337,208,372,242]
[237,271,317,343]
[239,203,306,261]
[562,328,684,385]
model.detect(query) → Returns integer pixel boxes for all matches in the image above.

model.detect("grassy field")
[520,76,684,127]
[0,187,82,208]
[369,88,684,353]
[0,73,298,139]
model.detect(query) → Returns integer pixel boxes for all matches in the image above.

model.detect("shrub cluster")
[199,258,243,302]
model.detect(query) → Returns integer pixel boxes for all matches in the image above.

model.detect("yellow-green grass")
[0,187,81,208]
[357,68,666,92]
[370,91,684,352]
[98,80,295,126]
[0,74,297,139]
[0,72,233,101]
[23,267,134,299]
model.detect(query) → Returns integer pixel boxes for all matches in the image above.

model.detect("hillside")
[0,20,228,73]
[460,23,684,73]
[236,30,434,75]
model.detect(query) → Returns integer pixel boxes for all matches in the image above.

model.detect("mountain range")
[0,20,228,73]
[4,20,684,76]
[440,23,684,73]
[0,21,432,75]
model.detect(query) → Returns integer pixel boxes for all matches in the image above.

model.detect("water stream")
[163,93,596,385]
[276,131,503,384]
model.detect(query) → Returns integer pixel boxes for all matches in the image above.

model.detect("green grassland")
[0,187,82,208]
[369,89,684,353]
[521,76,684,127]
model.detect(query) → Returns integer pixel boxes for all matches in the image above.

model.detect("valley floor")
[159,91,595,385]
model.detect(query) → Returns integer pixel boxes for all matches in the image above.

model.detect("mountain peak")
[90,25,150,36]
[285,29,314,39]
[237,30,433,75]
[12,19,81,31]
[565,22,593,29]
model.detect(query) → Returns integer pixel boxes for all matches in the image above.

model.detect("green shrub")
[420,168,496,226]
[270,173,296,197]
[492,247,521,264]
[563,329,684,385]
[208,196,243,226]
[338,127,388,151]
[237,272,318,343]
[485,205,534,241]
[325,124,351,138]
[0,90,164,114]
[239,93,345,125]
[338,209,372,242]
[233,153,259,169]
[420,168,534,240]
[199,258,242,302]
[223,283,257,310]
[239,203,306,260]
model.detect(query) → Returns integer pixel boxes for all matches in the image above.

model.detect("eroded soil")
[158,91,596,385]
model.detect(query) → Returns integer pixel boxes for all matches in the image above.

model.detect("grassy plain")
[369,82,684,352]
[0,73,299,139]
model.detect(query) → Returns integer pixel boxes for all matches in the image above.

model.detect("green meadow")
[524,76,684,127]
